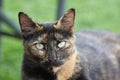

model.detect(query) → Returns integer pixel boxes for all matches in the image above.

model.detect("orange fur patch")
[53,17,63,29]
[36,23,44,31]
[55,51,78,80]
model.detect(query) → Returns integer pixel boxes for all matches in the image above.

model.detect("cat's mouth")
[41,60,64,73]
[50,60,64,67]
[42,60,64,69]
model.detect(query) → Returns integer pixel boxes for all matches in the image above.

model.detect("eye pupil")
[35,43,44,50]
[58,41,66,48]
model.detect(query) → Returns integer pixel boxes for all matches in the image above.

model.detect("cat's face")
[19,9,75,70]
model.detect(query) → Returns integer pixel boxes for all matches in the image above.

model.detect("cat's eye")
[58,41,66,48]
[35,43,44,50]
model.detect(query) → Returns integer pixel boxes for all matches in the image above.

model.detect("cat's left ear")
[54,8,75,34]
[18,12,36,38]
[18,12,43,38]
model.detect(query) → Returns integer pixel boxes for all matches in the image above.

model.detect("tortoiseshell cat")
[18,8,120,80]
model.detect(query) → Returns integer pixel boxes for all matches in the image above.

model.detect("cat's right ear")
[54,8,75,35]
[18,12,37,38]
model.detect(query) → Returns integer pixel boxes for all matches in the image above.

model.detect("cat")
[18,8,120,80]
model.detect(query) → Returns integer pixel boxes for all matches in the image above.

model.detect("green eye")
[58,41,66,48]
[35,43,44,50]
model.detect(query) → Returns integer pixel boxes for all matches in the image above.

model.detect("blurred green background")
[0,0,120,80]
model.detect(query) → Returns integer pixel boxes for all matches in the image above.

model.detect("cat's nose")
[48,52,63,67]
[48,50,58,63]
[48,55,59,64]
[49,57,57,63]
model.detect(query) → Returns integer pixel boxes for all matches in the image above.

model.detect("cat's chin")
[50,61,64,73]
[52,66,61,73]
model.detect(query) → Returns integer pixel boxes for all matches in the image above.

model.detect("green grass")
[0,0,120,80]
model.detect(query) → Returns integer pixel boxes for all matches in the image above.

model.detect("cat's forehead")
[38,22,55,28]
[37,32,64,41]
[36,22,71,41]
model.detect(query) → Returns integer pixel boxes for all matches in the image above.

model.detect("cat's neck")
[55,49,81,80]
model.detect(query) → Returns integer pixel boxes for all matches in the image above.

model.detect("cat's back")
[75,30,120,80]
[75,30,120,60]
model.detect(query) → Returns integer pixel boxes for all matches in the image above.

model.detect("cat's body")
[75,30,120,80]
[19,8,120,80]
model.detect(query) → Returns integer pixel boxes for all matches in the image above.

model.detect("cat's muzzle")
[49,59,64,67]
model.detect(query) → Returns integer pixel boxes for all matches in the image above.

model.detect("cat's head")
[19,8,76,71]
